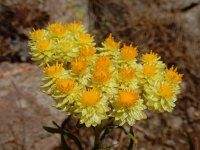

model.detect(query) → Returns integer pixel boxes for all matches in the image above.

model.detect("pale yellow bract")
[29,22,183,127]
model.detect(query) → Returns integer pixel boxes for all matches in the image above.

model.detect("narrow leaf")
[128,127,134,150]
[43,126,61,134]
[62,130,83,150]
[61,134,72,150]
[52,121,83,150]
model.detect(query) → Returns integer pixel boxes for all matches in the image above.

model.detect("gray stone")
[167,116,183,129]
[0,62,66,150]
[187,107,196,120]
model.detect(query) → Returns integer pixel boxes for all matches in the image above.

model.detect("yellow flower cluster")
[29,22,183,127]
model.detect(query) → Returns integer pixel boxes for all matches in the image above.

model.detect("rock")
[164,140,176,147]
[187,107,196,120]
[166,116,183,129]
[0,62,66,150]
[151,145,163,150]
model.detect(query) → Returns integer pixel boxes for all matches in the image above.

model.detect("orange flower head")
[81,90,100,106]
[79,33,93,43]
[48,22,67,37]
[165,66,183,84]
[71,58,87,74]
[141,50,158,63]
[104,34,120,50]
[56,79,75,93]
[118,90,139,107]
[93,69,111,83]
[44,62,63,78]
[142,64,156,77]
[67,22,82,32]
[159,83,173,98]
[30,29,45,40]
[121,44,138,61]
[120,67,135,80]
[95,56,112,70]
[36,39,51,51]
[80,46,95,57]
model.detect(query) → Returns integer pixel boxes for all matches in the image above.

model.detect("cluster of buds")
[29,22,183,127]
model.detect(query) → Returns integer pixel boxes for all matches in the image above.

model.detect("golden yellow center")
[56,79,75,93]
[93,69,111,83]
[120,68,135,80]
[67,22,82,32]
[44,63,63,78]
[48,22,67,37]
[30,29,45,40]
[159,84,173,98]
[36,40,51,51]
[121,44,138,61]
[166,66,183,83]
[71,58,87,74]
[142,64,156,76]
[80,46,95,57]
[82,90,100,106]
[95,56,112,70]
[141,51,158,62]
[79,33,93,43]
[104,34,120,50]
[118,90,139,107]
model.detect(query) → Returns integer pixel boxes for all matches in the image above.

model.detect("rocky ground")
[0,0,200,150]
[0,62,66,150]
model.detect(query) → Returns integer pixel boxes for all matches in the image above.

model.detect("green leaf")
[61,134,72,150]
[43,126,61,134]
[128,127,134,150]
[52,121,84,150]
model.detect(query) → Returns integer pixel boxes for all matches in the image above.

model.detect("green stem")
[93,125,102,150]
[93,118,114,150]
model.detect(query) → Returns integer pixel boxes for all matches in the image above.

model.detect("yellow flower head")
[120,67,135,80]
[29,22,183,126]
[141,50,158,63]
[81,89,100,106]
[121,44,138,61]
[95,56,112,70]
[44,62,64,78]
[104,34,120,50]
[30,29,45,40]
[159,83,173,98]
[80,46,95,57]
[142,64,156,77]
[36,39,51,51]
[93,69,111,83]
[79,33,93,44]
[48,22,67,37]
[71,58,87,74]
[165,66,183,84]
[56,79,75,93]
[118,90,139,107]
[67,22,82,32]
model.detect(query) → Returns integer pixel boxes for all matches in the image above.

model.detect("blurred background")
[0,0,200,149]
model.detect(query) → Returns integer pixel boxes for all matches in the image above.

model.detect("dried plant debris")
[0,3,49,62]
